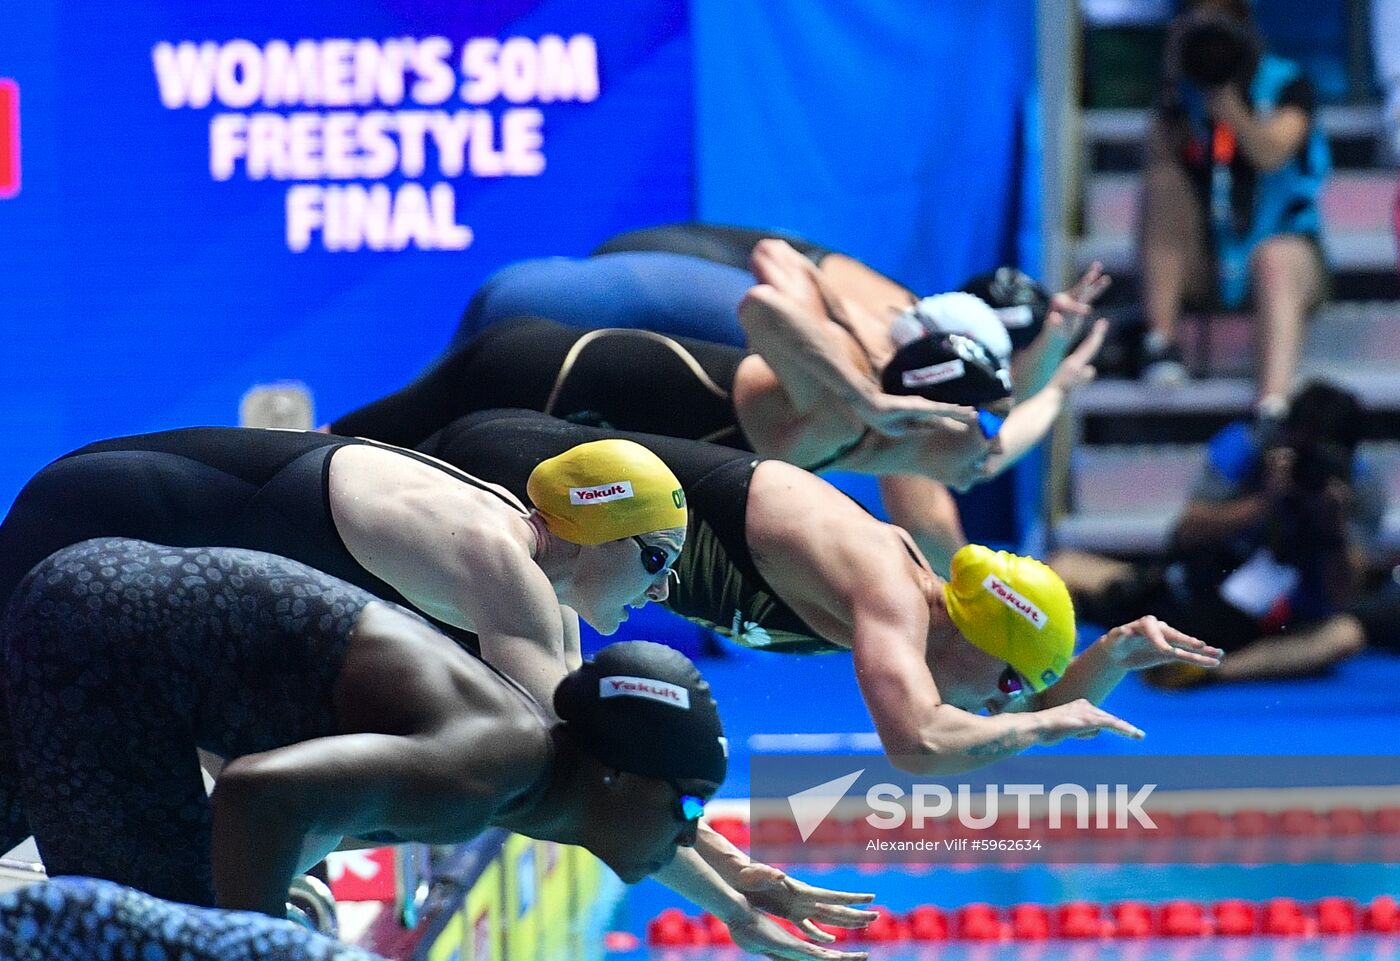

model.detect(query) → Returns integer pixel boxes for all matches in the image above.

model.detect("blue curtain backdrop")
[692,0,1040,545]
[691,0,1037,297]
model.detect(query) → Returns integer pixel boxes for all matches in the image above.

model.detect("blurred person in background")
[1138,0,1330,419]
[1052,380,1389,684]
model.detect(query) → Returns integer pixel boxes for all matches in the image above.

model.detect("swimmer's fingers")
[790,884,876,907]
[751,240,827,318]
[807,902,881,927]
[899,405,980,432]
[863,396,978,435]
[1068,317,1110,364]
[1099,714,1148,740]
[1106,615,1224,670]
[1065,261,1112,307]
[1050,318,1110,393]
[728,913,869,961]
[1038,699,1145,744]
[798,919,836,942]
[735,868,877,928]
[1151,620,1225,666]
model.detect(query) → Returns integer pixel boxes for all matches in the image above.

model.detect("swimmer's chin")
[583,610,626,635]
[612,856,670,883]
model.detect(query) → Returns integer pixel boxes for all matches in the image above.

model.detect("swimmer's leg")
[0,877,381,961]
[456,254,753,348]
[3,540,217,906]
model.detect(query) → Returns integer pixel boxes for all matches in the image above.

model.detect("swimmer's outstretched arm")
[982,318,1109,476]
[1034,615,1225,709]
[789,524,1141,774]
[1009,262,1111,399]
[211,730,507,916]
[848,596,1064,775]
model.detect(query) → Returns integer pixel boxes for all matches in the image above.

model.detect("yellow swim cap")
[942,544,1075,692]
[526,439,687,546]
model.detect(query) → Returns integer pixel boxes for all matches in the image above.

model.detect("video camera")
[1176,12,1260,90]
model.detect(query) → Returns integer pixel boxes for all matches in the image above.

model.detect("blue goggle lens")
[678,794,706,821]
[977,409,1005,440]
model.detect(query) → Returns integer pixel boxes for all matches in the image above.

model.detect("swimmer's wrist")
[714,898,762,927]
[1022,711,1053,746]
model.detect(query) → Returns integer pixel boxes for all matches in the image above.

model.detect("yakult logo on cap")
[569,480,634,505]
[902,358,965,389]
[982,574,1046,630]
[599,675,691,709]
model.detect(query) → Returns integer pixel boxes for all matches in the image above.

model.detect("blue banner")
[0,0,693,511]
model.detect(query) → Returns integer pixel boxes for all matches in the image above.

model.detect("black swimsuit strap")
[801,428,875,474]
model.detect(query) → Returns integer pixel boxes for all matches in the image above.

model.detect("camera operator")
[1138,0,1330,418]
[1053,381,1387,685]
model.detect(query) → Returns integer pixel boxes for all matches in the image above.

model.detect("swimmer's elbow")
[214,757,313,832]
[881,706,988,776]
[878,722,950,775]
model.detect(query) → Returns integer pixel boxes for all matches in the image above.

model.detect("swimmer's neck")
[921,577,960,660]
[525,512,580,588]
[488,727,587,845]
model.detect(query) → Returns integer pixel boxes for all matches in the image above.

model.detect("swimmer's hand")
[727,907,873,961]
[1101,615,1225,672]
[1033,698,1146,744]
[734,862,878,938]
[1050,260,1112,342]
[857,393,979,437]
[1047,317,1109,395]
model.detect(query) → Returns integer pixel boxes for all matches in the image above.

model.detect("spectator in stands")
[1052,380,1388,684]
[1373,0,1400,268]
[1138,0,1330,419]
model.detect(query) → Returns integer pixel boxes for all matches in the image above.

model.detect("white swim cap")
[893,292,1013,367]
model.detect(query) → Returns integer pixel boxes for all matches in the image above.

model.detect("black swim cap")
[554,641,727,788]
[881,331,1013,408]
[961,267,1050,351]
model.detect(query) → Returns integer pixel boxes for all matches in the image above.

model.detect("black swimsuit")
[592,222,834,270]
[416,410,842,655]
[332,316,750,452]
[0,427,522,650]
[0,428,391,613]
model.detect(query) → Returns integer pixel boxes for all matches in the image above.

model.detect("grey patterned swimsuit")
[0,538,377,907]
[0,877,386,960]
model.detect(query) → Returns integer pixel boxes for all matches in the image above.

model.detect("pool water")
[584,634,1400,961]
